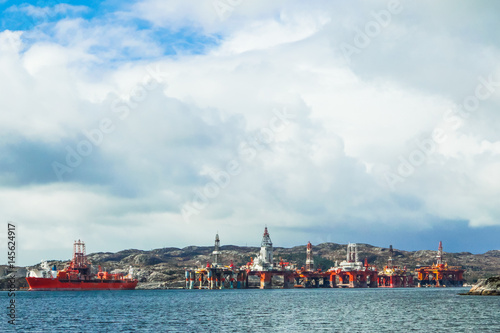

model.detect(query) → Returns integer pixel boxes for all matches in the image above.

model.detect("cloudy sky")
[1,0,499,266]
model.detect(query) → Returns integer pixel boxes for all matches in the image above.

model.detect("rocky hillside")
[2,243,500,290]
[466,276,500,295]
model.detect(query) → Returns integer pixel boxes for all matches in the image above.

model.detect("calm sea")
[2,288,499,332]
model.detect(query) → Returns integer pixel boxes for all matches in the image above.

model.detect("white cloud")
[16,3,89,18]
[2,0,500,264]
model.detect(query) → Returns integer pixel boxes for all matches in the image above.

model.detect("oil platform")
[185,227,406,289]
[415,241,464,287]
[185,233,248,289]
[245,227,297,288]
[328,243,378,288]
[293,241,331,288]
[185,228,468,290]
[377,245,414,288]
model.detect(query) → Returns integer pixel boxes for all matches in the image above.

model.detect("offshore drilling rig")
[185,229,380,289]
[246,227,296,289]
[185,233,248,289]
[185,229,466,290]
[377,245,414,288]
[329,243,378,288]
[294,242,331,288]
[415,241,464,287]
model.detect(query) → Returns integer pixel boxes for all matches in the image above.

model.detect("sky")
[1,0,499,266]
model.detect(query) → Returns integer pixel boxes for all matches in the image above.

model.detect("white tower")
[339,243,363,271]
[436,241,443,265]
[306,242,314,271]
[346,243,359,263]
[212,233,221,267]
[260,227,273,267]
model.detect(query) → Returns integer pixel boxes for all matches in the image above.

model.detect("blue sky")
[1,0,221,59]
[1,1,499,265]
[1,1,116,30]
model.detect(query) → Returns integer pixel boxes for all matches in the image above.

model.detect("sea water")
[2,287,499,332]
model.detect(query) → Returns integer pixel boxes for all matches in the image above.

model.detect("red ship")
[26,240,138,291]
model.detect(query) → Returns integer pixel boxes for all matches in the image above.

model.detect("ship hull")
[26,277,138,291]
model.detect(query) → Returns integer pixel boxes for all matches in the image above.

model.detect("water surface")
[2,288,498,332]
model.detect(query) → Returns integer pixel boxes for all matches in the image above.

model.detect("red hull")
[26,277,138,291]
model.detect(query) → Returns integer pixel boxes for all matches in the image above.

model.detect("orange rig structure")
[293,241,331,288]
[377,245,414,288]
[329,243,379,288]
[244,227,296,289]
[185,227,406,290]
[185,233,248,289]
[415,241,465,287]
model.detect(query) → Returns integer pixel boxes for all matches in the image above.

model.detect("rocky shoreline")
[465,276,500,295]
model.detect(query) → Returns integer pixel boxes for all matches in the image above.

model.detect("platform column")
[236,272,242,289]
[189,271,195,289]
[237,271,247,289]
[359,273,367,288]
[208,269,214,289]
[329,273,337,288]
[283,272,292,289]
[348,273,355,288]
[260,272,272,289]
[295,277,301,287]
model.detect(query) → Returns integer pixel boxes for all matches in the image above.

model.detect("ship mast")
[72,239,88,269]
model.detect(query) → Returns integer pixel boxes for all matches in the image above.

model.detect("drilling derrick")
[436,241,443,265]
[346,243,359,263]
[249,227,274,271]
[260,227,273,267]
[294,242,331,288]
[305,242,314,271]
[212,233,221,267]
[388,245,394,268]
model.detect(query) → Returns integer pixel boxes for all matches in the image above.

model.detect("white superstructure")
[338,243,364,271]
[250,227,274,271]
[27,260,58,278]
